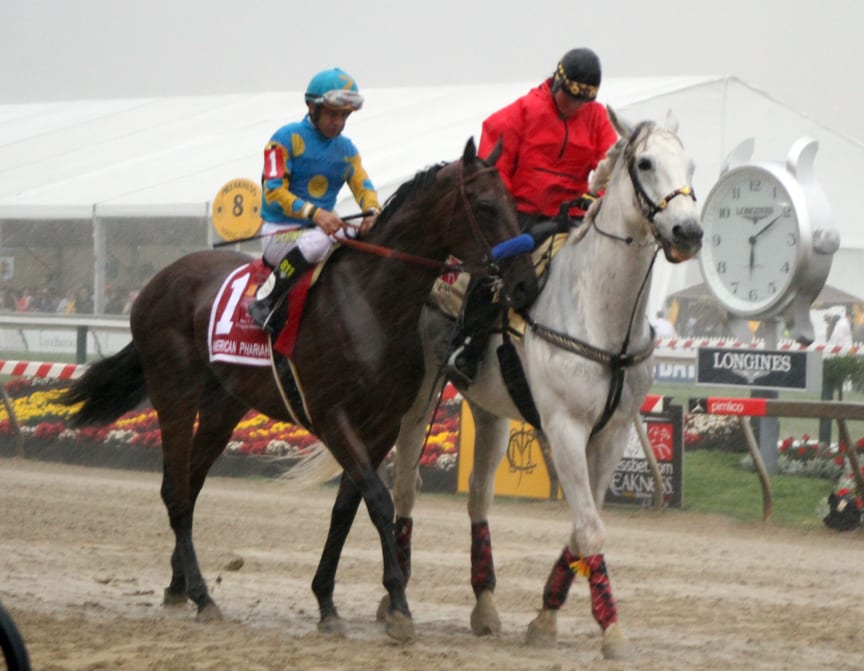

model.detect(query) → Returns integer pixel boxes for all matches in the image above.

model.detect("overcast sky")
[3,0,862,142]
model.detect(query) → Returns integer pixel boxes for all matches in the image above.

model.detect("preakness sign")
[696,347,823,392]
[605,405,684,508]
[457,401,684,507]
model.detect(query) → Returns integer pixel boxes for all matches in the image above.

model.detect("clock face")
[700,165,803,317]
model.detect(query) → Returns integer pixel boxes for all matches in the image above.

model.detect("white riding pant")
[261,223,351,268]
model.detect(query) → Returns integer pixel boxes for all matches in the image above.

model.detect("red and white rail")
[655,337,861,356]
[0,360,85,380]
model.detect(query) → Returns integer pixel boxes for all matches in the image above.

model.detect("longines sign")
[696,347,822,392]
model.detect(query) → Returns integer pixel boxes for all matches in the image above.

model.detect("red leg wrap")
[394,516,412,582]
[542,546,578,610]
[582,553,618,630]
[470,521,496,596]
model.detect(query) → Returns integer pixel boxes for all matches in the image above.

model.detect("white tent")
[1,76,861,315]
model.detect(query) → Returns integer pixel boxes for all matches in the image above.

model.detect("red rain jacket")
[478,79,618,218]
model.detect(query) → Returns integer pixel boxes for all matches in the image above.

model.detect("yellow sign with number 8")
[212,178,262,241]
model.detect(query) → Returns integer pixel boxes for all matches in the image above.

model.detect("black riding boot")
[248,246,314,335]
[446,278,500,385]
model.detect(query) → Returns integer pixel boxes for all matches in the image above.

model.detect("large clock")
[699,137,839,342]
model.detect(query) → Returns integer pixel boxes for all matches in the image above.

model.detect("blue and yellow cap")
[304,68,363,111]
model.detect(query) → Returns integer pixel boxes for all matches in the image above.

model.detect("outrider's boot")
[445,278,499,385]
[248,247,313,334]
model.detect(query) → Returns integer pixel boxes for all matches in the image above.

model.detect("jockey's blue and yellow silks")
[260,116,380,226]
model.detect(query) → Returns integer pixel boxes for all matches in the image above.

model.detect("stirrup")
[445,341,475,385]
[248,299,278,335]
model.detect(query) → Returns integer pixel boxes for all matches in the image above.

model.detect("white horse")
[388,109,703,658]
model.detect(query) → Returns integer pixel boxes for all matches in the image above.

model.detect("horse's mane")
[375,162,447,229]
[327,162,448,264]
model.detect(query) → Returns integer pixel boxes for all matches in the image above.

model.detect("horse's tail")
[278,443,343,489]
[61,342,148,428]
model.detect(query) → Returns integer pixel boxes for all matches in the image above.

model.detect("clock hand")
[747,215,782,273]
[751,215,782,241]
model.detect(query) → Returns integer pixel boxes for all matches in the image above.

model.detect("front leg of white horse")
[525,418,631,659]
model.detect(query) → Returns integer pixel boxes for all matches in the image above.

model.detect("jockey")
[249,67,381,334]
[448,48,618,384]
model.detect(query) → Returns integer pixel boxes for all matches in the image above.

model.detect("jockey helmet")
[552,48,602,101]
[304,68,364,111]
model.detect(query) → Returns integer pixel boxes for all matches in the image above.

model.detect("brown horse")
[62,139,537,641]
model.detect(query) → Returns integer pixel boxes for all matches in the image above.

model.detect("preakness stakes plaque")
[605,405,684,508]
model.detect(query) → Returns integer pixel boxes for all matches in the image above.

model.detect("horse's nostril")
[673,221,703,243]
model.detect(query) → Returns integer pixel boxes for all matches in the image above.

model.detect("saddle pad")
[429,257,469,320]
[208,260,272,366]
[429,233,570,336]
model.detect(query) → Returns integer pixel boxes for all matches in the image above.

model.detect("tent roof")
[0,77,717,218]
[2,75,863,316]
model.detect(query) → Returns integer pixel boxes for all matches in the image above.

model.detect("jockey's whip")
[212,210,376,247]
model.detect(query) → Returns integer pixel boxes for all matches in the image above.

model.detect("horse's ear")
[485,137,504,166]
[462,137,478,163]
[606,105,633,140]
[664,109,680,134]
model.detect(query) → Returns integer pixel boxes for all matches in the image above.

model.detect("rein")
[338,162,501,276]
[337,236,452,270]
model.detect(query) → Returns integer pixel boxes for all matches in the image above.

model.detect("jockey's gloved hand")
[574,192,599,211]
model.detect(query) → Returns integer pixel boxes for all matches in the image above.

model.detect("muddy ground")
[1,457,862,670]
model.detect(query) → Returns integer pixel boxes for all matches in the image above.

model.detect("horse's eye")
[474,201,497,216]
[637,157,653,171]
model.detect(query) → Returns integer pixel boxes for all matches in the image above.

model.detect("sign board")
[605,406,684,508]
[687,396,767,417]
[457,409,558,501]
[212,178,262,241]
[696,347,822,392]
[457,402,684,507]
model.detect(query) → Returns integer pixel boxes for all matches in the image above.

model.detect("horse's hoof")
[376,595,390,622]
[162,587,187,607]
[195,602,223,623]
[384,610,416,643]
[601,622,633,660]
[470,590,501,636]
[525,609,557,648]
[317,614,347,637]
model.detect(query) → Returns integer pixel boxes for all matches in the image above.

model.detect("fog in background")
[3,0,863,142]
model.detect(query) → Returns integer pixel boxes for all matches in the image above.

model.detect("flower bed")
[1,377,462,489]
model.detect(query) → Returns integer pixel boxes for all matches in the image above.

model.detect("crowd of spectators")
[0,284,135,315]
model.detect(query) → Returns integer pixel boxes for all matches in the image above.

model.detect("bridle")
[592,123,696,245]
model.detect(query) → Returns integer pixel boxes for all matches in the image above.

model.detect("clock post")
[698,137,840,472]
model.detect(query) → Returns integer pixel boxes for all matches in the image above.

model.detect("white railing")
[0,313,130,362]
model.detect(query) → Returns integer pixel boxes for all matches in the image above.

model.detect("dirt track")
[1,457,862,671]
